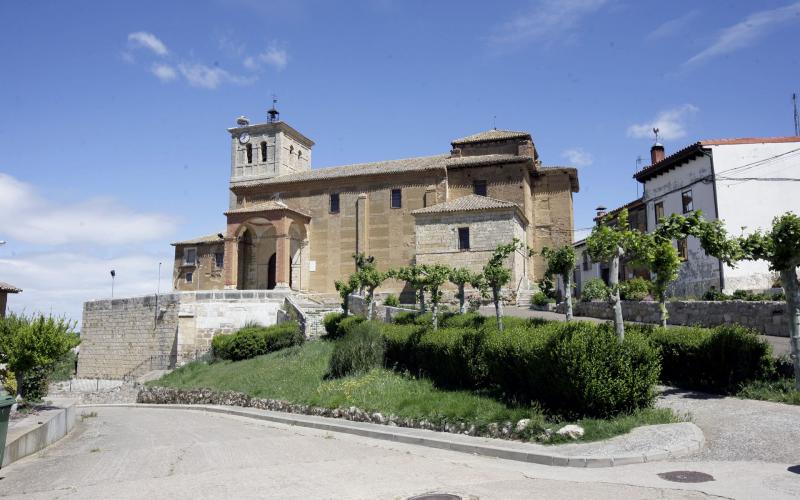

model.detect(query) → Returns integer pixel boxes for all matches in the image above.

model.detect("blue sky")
[2,0,799,324]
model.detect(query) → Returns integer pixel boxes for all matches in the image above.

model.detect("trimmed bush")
[531,291,554,307]
[619,277,651,301]
[392,311,418,325]
[413,327,486,388]
[328,321,385,378]
[383,294,400,307]
[323,313,365,340]
[215,322,303,361]
[323,312,345,338]
[645,324,773,392]
[382,322,421,371]
[581,278,609,302]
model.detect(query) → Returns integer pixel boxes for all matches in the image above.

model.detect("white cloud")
[151,63,178,82]
[0,173,177,245]
[647,10,700,41]
[127,31,169,56]
[627,104,699,140]
[0,251,171,326]
[488,0,608,47]
[177,63,256,89]
[562,148,593,167]
[686,2,800,65]
[243,43,289,71]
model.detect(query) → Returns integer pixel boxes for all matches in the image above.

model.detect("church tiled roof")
[225,201,311,218]
[411,194,528,224]
[0,281,22,293]
[170,232,224,246]
[231,154,530,189]
[451,129,531,146]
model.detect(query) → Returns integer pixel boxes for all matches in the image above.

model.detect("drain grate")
[658,470,715,483]
[408,495,462,500]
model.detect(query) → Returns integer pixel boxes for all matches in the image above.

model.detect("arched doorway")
[236,223,278,290]
[268,253,277,290]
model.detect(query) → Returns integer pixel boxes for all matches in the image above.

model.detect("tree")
[737,213,800,390]
[390,265,428,312]
[482,238,520,331]
[449,267,477,314]
[352,253,375,296]
[645,239,681,328]
[0,313,79,401]
[356,266,386,320]
[540,245,577,321]
[334,273,360,316]
[419,264,452,330]
[586,209,646,342]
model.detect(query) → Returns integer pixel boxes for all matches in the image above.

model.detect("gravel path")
[656,387,800,463]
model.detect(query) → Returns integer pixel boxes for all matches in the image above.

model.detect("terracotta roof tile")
[411,194,528,224]
[451,129,531,146]
[170,232,225,246]
[224,200,312,218]
[0,281,22,293]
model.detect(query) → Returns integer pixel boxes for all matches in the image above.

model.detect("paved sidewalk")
[487,306,791,357]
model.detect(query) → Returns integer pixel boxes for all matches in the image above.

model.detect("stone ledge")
[84,401,704,468]
[3,398,78,467]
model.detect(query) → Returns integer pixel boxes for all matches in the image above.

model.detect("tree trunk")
[659,291,668,328]
[608,250,625,342]
[458,284,467,314]
[432,297,439,331]
[15,370,25,400]
[564,272,573,322]
[493,286,503,331]
[418,288,426,313]
[366,288,375,320]
[781,267,800,391]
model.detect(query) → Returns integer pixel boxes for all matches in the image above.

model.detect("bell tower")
[227,100,315,208]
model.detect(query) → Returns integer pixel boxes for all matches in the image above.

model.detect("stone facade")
[172,113,579,297]
[562,300,790,337]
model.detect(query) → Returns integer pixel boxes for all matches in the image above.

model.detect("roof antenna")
[635,156,643,198]
[267,94,280,123]
[793,93,799,136]
[492,115,497,130]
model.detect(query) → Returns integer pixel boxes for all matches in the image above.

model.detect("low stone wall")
[4,399,77,467]
[79,291,285,379]
[562,300,789,337]
[348,295,416,322]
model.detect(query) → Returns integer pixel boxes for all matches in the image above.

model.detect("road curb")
[4,399,78,467]
[79,403,705,468]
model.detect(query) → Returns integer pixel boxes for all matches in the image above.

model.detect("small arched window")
[289,145,294,154]
[246,143,253,164]
[260,141,267,162]
[298,150,302,159]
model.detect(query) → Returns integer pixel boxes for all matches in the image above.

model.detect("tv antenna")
[492,115,497,130]
[635,156,643,197]
[793,93,799,136]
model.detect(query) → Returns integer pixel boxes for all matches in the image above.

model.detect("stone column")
[274,218,291,289]
[424,185,437,208]
[356,193,369,257]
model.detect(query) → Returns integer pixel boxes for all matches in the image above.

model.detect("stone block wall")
[565,300,790,337]
[348,295,416,323]
[79,294,181,379]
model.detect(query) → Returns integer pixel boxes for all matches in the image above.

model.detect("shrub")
[323,312,345,338]
[413,327,486,388]
[645,324,773,392]
[619,277,651,301]
[328,321,385,378]
[383,294,400,307]
[539,324,660,418]
[19,366,50,402]
[581,278,609,302]
[337,315,366,339]
[531,291,554,307]
[216,322,303,361]
[702,289,727,301]
[392,311,418,325]
[381,322,422,371]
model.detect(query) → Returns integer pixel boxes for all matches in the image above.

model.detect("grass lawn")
[736,378,800,405]
[151,341,677,444]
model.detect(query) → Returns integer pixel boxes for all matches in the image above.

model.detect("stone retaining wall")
[348,295,417,322]
[561,300,789,337]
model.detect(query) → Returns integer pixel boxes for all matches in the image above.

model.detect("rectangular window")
[214,252,224,270]
[184,247,197,265]
[677,238,688,261]
[390,188,402,209]
[330,193,340,214]
[473,180,487,196]
[654,201,664,222]
[185,272,193,283]
[458,227,470,250]
[682,190,693,213]
[582,252,590,271]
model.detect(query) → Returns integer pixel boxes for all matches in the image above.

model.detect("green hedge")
[212,321,303,361]
[643,324,773,392]
[328,321,385,378]
[322,313,366,340]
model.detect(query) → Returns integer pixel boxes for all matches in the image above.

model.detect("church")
[171,104,579,300]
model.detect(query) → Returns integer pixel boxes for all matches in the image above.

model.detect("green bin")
[0,389,15,468]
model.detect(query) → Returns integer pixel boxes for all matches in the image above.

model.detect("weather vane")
[653,127,660,143]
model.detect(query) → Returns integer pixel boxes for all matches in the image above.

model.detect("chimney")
[595,206,607,219]
[650,143,665,164]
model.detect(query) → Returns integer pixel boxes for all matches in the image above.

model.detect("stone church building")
[171,107,579,300]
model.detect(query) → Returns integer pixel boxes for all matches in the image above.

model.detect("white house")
[574,136,800,298]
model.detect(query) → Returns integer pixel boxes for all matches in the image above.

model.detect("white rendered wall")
[711,141,800,291]
[642,154,721,296]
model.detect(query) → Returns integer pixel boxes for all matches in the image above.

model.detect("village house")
[574,136,800,297]
[171,105,579,301]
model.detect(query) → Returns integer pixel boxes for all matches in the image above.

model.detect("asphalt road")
[1,406,798,499]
